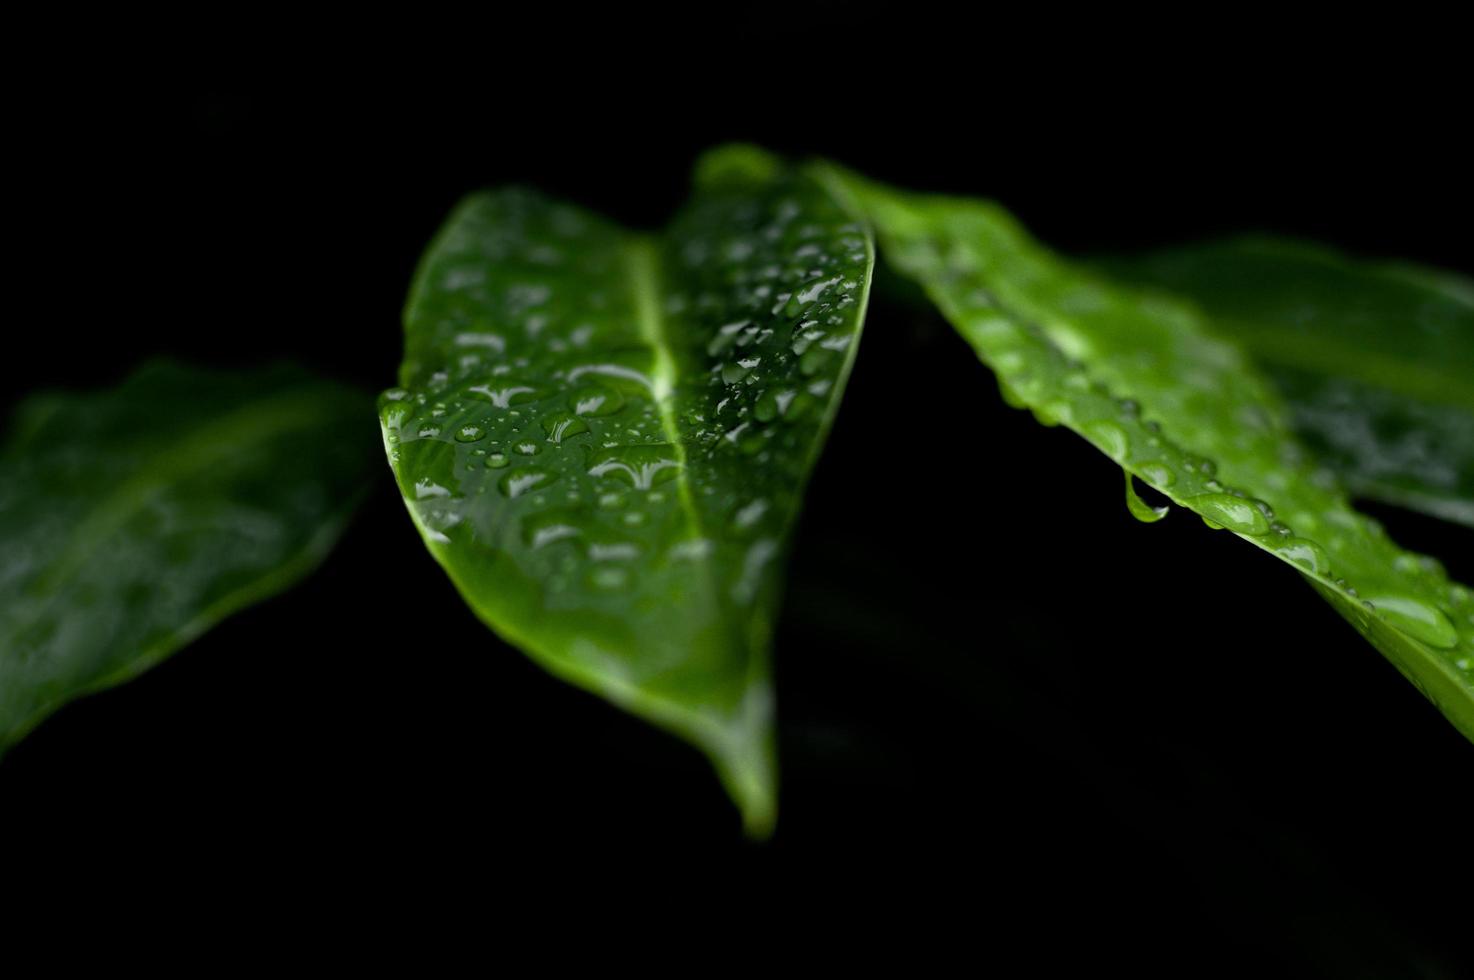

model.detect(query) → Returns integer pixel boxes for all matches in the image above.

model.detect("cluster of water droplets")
[881,207,1473,674]
[645,181,871,608]
[380,176,871,630]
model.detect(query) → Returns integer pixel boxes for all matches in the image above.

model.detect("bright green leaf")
[0,361,377,752]
[1097,238,1474,527]
[817,163,1474,744]
[381,158,873,833]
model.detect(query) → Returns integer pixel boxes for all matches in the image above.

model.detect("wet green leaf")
[0,361,377,752]
[1097,238,1474,527]
[817,163,1474,744]
[381,157,873,833]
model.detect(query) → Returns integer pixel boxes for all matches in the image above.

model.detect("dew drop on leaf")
[1273,538,1331,576]
[1083,419,1128,461]
[1194,493,1271,535]
[499,468,558,498]
[541,413,590,443]
[1363,596,1460,649]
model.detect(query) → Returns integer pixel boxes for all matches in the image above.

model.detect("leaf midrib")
[623,236,703,529]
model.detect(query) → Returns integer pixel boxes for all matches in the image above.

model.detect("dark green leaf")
[817,164,1474,744]
[381,153,873,832]
[1097,238,1474,526]
[0,361,377,751]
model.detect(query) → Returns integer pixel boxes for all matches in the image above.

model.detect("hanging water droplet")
[1124,471,1168,523]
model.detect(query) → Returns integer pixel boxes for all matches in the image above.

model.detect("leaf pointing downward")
[816,162,1474,745]
[381,154,873,833]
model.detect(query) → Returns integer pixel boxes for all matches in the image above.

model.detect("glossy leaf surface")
[817,164,1474,743]
[1098,238,1474,527]
[381,157,873,831]
[0,361,376,751]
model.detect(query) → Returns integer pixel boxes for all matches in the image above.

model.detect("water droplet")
[754,388,794,422]
[1194,493,1270,535]
[799,346,832,376]
[587,444,681,490]
[1184,454,1218,478]
[1124,472,1168,523]
[1273,538,1330,575]
[499,467,558,498]
[515,441,541,456]
[485,452,509,468]
[722,358,760,385]
[528,523,580,549]
[587,565,630,591]
[572,384,625,417]
[455,424,486,443]
[1135,462,1175,488]
[1363,596,1459,649]
[382,402,413,430]
[414,479,451,500]
[541,412,590,443]
[468,382,544,408]
[588,542,640,562]
[1083,420,1128,461]
[707,320,751,358]
[996,379,1027,410]
[733,498,769,530]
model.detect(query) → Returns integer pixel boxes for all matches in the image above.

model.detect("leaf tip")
[693,144,783,190]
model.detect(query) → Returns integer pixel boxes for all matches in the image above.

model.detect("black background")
[5,14,1471,974]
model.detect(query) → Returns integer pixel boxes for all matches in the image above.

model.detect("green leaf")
[1096,238,1474,527]
[1,361,377,752]
[816,163,1474,744]
[380,154,874,833]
